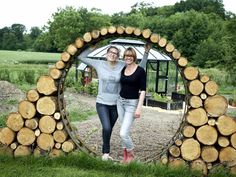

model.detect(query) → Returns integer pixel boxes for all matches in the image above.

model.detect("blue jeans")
[96,103,118,154]
[117,96,138,151]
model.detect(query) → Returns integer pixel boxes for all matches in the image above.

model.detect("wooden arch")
[0,26,236,175]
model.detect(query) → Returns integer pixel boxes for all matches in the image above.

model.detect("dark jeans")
[96,102,118,154]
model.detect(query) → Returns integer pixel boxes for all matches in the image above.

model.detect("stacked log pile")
[0,26,235,175]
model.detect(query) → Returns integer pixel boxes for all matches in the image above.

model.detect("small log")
[142,29,152,38]
[18,100,36,119]
[205,81,218,96]
[158,37,167,47]
[62,140,75,153]
[25,118,38,130]
[178,57,188,67]
[186,108,208,126]
[14,145,31,157]
[10,142,18,150]
[37,133,55,151]
[207,163,213,170]
[66,44,77,55]
[200,93,207,100]
[49,148,64,158]
[34,128,41,137]
[55,60,65,69]
[0,145,13,156]
[175,139,183,146]
[204,95,228,117]
[230,165,236,175]
[33,147,43,157]
[133,28,141,36]
[54,112,61,120]
[208,118,216,126]
[160,154,168,164]
[36,96,57,115]
[188,80,204,96]
[165,43,175,53]
[196,125,218,145]
[49,67,62,80]
[0,127,15,145]
[56,121,64,130]
[182,125,196,138]
[17,127,36,146]
[180,138,201,161]
[201,146,218,163]
[39,116,56,133]
[200,75,210,83]
[26,89,40,102]
[100,27,108,35]
[168,157,186,168]
[53,130,68,143]
[169,145,180,157]
[189,96,203,108]
[219,146,236,166]
[231,133,236,149]
[117,26,125,34]
[108,26,116,34]
[190,159,207,175]
[6,112,24,131]
[61,52,71,62]
[75,38,84,49]
[91,30,100,39]
[83,32,92,43]
[217,115,236,136]
[125,26,134,34]
[172,49,181,60]
[150,33,159,43]
[36,75,57,95]
[55,142,62,149]
[218,136,230,148]
[183,67,199,81]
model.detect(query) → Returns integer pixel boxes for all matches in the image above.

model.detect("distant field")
[0,50,60,64]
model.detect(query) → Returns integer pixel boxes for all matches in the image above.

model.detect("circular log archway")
[0,26,235,175]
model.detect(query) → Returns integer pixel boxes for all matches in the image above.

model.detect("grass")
[0,152,234,177]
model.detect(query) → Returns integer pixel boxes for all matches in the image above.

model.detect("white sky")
[0,0,235,31]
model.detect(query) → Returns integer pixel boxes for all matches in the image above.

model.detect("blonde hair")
[123,47,137,62]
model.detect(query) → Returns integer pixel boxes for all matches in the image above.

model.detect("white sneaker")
[102,153,113,161]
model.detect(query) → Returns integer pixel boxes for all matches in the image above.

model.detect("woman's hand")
[134,108,141,118]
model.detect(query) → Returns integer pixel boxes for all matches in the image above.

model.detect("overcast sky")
[0,0,235,31]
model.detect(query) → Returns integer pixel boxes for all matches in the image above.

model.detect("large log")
[150,33,159,43]
[190,159,207,175]
[117,26,125,34]
[0,145,13,156]
[168,158,186,168]
[196,125,218,145]
[17,127,36,146]
[0,127,15,145]
[142,29,152,39]
[25,118,38,130]
[216,115,236,136]
[6,112,24,131]
[53,130,68,143]
[36,75,57,95]
[36,96,57,115]
[108,26,116,34]
[49,67,62,80]
[66,44,77,55]
[49,148,64,158]
[231,133,236,149]
[18,100,36,119]
[14,145,31,157]
[26,89,40,102]
[100,27,108,36]
[91,30,100,39]
[186,108,208,126]
[158,37,167,47]
[201,146,218,163]
[188,80,204,95]
[55,60,65,69]
[61,52,71,62]
[205,81,218,96]
[219,146,236,166]
[83,32,92,43]
[183,67,199,81]
[182,125,196,138]
[165,43,175,53]
[178,57,188,67]
[180,138,201,161]
[172,49,181,60]
[189,96,203,108]
[75,38,84,49]
[37,133,55,151]
[204,95,228,117]
[39,116,56,133]
[125,26,134,34]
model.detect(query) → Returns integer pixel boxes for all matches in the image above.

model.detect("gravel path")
[70,93,184,161]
